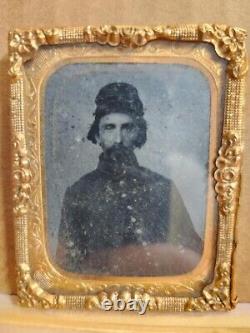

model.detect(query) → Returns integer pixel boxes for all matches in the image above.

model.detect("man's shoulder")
[137,166,172,187]
[65,169,102,197]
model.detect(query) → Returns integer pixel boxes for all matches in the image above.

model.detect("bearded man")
[56,82,202,275]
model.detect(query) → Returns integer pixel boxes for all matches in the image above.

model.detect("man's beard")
[103,144,137,170]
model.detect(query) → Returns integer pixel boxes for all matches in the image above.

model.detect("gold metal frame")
[9,24,248,312]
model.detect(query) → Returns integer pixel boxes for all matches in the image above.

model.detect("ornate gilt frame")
[9,24,248,312]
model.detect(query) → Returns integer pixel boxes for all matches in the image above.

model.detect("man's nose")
[114,128,122,144]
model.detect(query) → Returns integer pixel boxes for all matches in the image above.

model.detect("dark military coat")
[56,152,202,274]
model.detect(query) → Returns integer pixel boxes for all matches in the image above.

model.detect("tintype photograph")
[44,63,210,276]
[10,25,247,311]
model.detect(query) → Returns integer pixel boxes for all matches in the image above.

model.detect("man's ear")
[95,134,100,145]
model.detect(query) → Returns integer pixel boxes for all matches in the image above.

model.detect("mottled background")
[44,63,210,258]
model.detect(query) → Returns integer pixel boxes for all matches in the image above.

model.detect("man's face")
[97,113,139,151]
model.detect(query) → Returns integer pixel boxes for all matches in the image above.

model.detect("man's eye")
[104,124,115,130]
[122,123,134,131]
